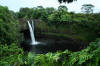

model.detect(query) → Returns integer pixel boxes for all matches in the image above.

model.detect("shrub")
[0,43,23,66]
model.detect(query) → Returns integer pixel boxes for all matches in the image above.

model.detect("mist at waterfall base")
[21,20,86,54]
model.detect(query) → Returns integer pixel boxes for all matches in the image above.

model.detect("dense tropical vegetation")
[0,3,100,66]
[0,6,23,45]
[16,5,100,42]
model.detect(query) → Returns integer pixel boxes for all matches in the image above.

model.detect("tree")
[0,6,23,45]
[81,4,94,14]
[58,0,77,3]
[45,7,55,15]
[17,8,33,19]
[37,6,43,9]
[58,5,68,12]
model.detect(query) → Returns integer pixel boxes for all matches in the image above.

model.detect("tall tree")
[0,6,23,45]
[58,5,68,12]
[81,4,94,14]
[58,0,77,3]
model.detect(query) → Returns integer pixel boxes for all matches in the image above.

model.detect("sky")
[0,0,100,13]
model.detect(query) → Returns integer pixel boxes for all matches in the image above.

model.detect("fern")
[0,38,100,66]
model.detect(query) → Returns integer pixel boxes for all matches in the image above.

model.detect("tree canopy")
[81,4,94,14]
[58,0,77,3]
[0,6,23,45]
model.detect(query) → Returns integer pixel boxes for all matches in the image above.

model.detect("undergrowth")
[0,38,100,66]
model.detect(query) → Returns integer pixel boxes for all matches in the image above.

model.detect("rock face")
[19,19,42,31]
[19,19,42,40]
[18,18,28,31]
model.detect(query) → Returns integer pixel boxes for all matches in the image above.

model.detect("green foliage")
[0,43,23,66]
[58,5,68,12]
[0,39,100,66]
[81,4,94,14]
[0,5,100,66]
[24,38,99,66]
[15,5,100,42]
[18,6,99,42]
[16,7,34,19]
[58,0,77,3]
[0,6,23,45]
[4,38,98,66]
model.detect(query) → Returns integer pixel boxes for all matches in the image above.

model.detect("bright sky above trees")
[0,0,100,13]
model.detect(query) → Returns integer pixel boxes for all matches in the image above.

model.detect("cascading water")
[27,20,38,45]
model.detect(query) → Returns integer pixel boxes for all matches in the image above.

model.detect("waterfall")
[27,20,38,45]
